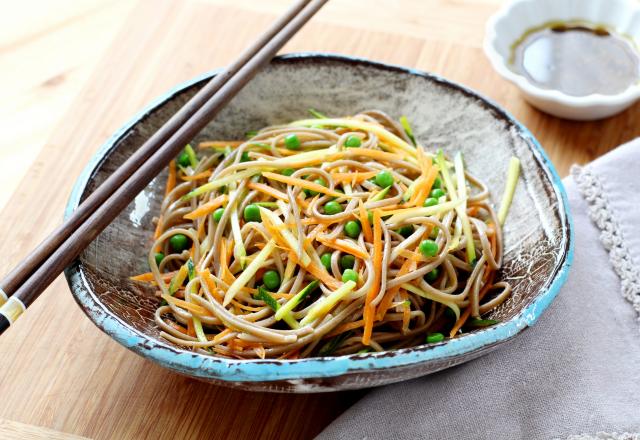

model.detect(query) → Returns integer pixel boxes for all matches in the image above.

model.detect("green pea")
[429,227,439,240]
[430,188,446,199]
[419,239,439,257]
[324,201,343,215]
[305,178,326,197]
[342,268,358,283]
[262,270,281,291]
[344,220,361,238]
[243,204,262,222]
[212,207,225,223]
[425,267,439,283]
[423,197,438,207]
[169,234,190,253]
[375,170,394,188]
[240,151,250,162]
[432,177,442,189]
[154,252,165,266]
[367,211,374,224]
[340,254,355,270]
[282,168,295,177]
[397,225,414,238]
[284,134,301,150]
[177,152,191,168]
[426,332,445,343]
[344,135,362,148]
[320,253,332,271]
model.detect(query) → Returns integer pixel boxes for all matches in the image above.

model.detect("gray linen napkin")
[319,139,640,440]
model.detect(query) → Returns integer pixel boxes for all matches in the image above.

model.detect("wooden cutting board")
[1,0,639,438]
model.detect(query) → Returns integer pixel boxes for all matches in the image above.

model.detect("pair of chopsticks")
[0,0,329,334]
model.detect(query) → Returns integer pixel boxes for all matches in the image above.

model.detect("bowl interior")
[66,54,570,388]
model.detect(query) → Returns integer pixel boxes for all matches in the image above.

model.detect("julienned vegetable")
[137,110,515,360]
[498,157,521,225]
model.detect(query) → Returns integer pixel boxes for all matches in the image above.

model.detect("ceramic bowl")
[484,0,640,120]
[64,53,573,393]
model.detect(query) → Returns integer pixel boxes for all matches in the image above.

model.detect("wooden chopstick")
[0,0,312,303]
[0,0,329,334]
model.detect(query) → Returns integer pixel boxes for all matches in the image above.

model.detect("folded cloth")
[319,139,640,440]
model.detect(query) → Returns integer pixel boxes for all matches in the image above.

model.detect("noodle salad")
[131,109,520,359]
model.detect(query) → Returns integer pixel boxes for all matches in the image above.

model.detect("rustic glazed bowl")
[64,53,573,393]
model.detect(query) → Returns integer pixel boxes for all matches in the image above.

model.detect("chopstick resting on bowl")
[0,0,330,334]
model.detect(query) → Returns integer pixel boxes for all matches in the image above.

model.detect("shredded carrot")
[154,161,174,246]
[162,294,212,316]
[304,224,327,246]
[316,236,369,260]
[197,218,206,240]
[262,172,346,198]
[187,319,196,337]
[301,216,343,226]
[272,292,294,300]
[247,181,289,201]
[363,210,382,345]
[130,270,177,283]
[376,256,413,320]
[398,248,425,262]
[183,195,228,220]
[331,171,377,184]
[213,328,232,343]
[168,321,188,335]
[408,176,426,206]
[181,170,212,181]
[327,319,364,338]
[199,140,243,149]
[358,199,373,242]
[288,252,341,290]
[165,160,177,196]
[414,166,438,207]
[231,300,264,312]
[334,148,405,164]
[200,268,223,302]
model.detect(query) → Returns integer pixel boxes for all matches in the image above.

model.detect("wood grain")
[0,419,89,440]
[1,0,639,438]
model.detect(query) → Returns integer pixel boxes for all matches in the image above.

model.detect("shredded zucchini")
[256,286,299,329]
[399,116,417,146]
[275,280,319,321]
[223,240,276,306]
[300,281,356,325]
[498,157,521,225]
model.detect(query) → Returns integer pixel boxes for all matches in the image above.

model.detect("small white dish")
[484,0,640,120]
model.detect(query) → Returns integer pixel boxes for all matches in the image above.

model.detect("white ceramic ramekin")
[484,0,640,120]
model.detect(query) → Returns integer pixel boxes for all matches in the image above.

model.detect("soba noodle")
[131,110,518,359]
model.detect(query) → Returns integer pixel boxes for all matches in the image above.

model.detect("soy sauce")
[511,23,640,96]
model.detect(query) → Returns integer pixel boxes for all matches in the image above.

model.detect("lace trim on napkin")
[560,433,640,440]
[572,165,640,319]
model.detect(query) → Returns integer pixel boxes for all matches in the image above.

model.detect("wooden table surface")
[1,0,639,438]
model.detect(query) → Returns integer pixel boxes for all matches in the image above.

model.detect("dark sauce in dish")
[511,23,640,97]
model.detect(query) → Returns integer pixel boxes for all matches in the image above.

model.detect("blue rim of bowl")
[64,52,574,383]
